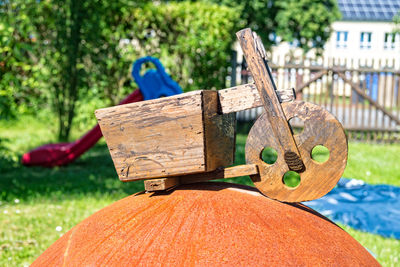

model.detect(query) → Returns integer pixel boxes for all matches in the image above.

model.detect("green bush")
[72,1,243,130]
[0,2,44,119]
[1,1,242,138]
[123,1,243,92]
[1,0,337,139]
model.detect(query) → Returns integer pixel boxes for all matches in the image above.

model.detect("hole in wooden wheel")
[261,147,277,164]
[311,145,330,163]
[288,116,304,135]
[283,171,301,188]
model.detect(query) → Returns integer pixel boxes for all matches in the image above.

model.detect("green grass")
[1,116,400,266]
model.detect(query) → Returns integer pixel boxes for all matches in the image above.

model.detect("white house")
[264,0,400,68]
[233,0,400,130]
[325,0,400,68]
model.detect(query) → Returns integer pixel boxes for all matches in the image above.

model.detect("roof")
[337,0,400,22]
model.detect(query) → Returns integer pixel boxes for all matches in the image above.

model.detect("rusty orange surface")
[32,182,380,266]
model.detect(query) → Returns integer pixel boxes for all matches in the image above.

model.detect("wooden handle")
[236,28,304,172]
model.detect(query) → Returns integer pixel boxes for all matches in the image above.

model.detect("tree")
[29,0,115,141]
[2,0,240,140]
[208,0,341,52]
[2,0,339,141]
[1,0,146,140]
[126,2,242,91]
[394,11,400,35]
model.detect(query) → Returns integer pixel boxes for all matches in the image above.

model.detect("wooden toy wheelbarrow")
[95,28,348,203]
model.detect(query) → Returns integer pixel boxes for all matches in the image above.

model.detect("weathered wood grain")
[218,83,295,113]
[218,83,261,114]
[180,164,258,184]
[145,164,259,191]
[95,90,235,182]
[203,90,236,170]
[295,70,327,94]
[144,178,180,191]
[245,101,348,202]
[236,28,304,172]
[337,71,400,125]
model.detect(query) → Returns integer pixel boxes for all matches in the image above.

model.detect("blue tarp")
[305,178,400,239]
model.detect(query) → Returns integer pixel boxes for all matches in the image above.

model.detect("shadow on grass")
[0,143,144,202]
[0,126,254,202]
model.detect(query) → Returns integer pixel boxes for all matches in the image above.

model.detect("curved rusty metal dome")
[32,182,379,266]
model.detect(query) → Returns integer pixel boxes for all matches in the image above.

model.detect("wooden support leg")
[144,178,180,192]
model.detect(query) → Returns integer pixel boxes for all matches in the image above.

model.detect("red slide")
[22,90,143,167]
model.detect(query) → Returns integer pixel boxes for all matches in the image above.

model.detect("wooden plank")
[95,91,206,181]
[318,70,324,107]
[335,72,339,121]
[324,66,329,109]
[180,164,258,184]
[276,89,296,103]
[379,72,385,128]
[268,63,400,75]
[202,90,236,170]
[295,70,327,94]
[368,72,373,128]
[236,28,304,172]
[361,72,366,128]
[338,72,400,125]
[296,67,304,100]
[95,90,235,182]
[218,83,261,114]
[312,72,317,104]
[218,83,295,114]
[389,73,396,126]
[348,67,354,128]
[343,126,399,132]
[145,178,180,192]
[144,164,259,192]
[340,72,345,124]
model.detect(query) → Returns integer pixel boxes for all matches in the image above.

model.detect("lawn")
[0,116,399,266]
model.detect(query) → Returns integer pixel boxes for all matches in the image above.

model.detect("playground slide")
[22,90,143,167]
[22,56,182,167]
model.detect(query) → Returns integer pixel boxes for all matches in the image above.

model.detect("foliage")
[25,0,149,141]
[1,1,241,139]
[274,0,341,52]
[84,1,146,106]
[1,0,340,140]
[394,11,400,35]
[0,1,42,119]
[125,2,243,91]
[209,0,341,52]
[1,117,400,265]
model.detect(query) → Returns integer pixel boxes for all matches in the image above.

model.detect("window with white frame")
[360,32,372,49]
[336,31,348,48]
[384,33,396,50]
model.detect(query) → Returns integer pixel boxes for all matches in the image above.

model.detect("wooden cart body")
[96,90,236,182]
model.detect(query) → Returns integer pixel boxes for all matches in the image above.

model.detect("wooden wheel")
[246,101,348,202]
